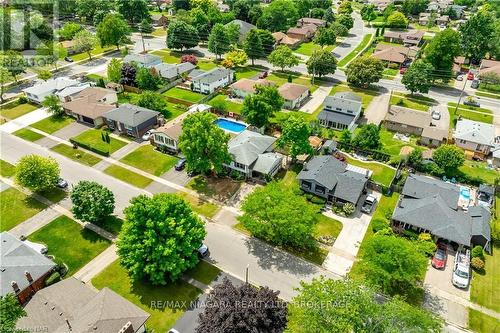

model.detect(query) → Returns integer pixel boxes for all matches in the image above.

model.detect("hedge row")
[69,138,110,157]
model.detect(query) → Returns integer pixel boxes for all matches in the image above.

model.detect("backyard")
[72,129,128,155]
[28,216,111,275]
[120,145,178,176]
[233,66,261,79]
[207,94,244,114]
[0,187,46,231]
[468,309,500,333]
[92,260,202,333]
[103,164,153,188]
[31,116,75,134]
[458,160,499,185]
[163,87,205,103]
[343,155,396,187]
[0,102,38,120]
[378,126,424,158]
[266,72,319,93]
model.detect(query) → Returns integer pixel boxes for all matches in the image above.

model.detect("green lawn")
[151,49,182,63]
[96,216,123,235]
[50,144,102,166]
[163,87,205,103]
[468,309,500,333]
[294,42,334,57]
[0,159,16,177]
[390,93,434,112]
[314,214,343,240]
[70,46,115,62]
[120,145,178,176]
[104,164,153,188]
[447,103,493,124]
[234,66,260,79]
[13,128,45,142]
[72,129,128,154]
[207,94,244,114]
[329,84,379,109]
[177,192,220,219]
[31,116,74,134]
[267,72,319,93]
[28,216,111,275]
[383,68,398,78]
[151,28,167,37]
[92,260,202,333]
[0,187,47,231]
[117,92,141,104]
[165,102,188,120]
[344,155,396,187]
[459,160,499,185]
[338,34,373,68]
[0,102,38,120]
[476,91,500,100]
[378,126,423,158]
[197,59,218,71]
[185,260,221,285]
[187,175,242,203]
[470,244,500,312]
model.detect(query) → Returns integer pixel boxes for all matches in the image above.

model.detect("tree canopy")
[401,60,434,95]
[116,0,150,24]
[137,91,169,117]
[256,0,299,32]
[42,95,64,117]
[277,114,313,159]
[313,27,337,46]
[242,85,284,128]
[208,24,231,59]
[424,28,461,73]
[306,49,337,78]
[15,154,60,193]
[73,30,98,60]
[167,20,200,51]
[345,56,384,87]
[432,144,465,174]
[459,10,496,62]
[361,4,377,22]
[117,193,206,285]
[107,58,122,83]
[244,29,264,65]
[135,67,161,90]
[267,45,300,72]
[352,124,381,150]
[387,11,408,28]
[71,181,115,223]
[96,14,131,50]
[337,14,354,30]
[0,293,26,333]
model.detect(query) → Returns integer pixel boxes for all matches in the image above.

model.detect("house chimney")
[65,318,72,331]
[25,271,33,283]
[11,281,20,294]
[118,321,133,333]
[303,162,308,171]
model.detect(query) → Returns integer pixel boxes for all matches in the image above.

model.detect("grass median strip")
[50,144,102,166]
[338,34,373,68]
[13,128,45,142]
[0,159,16,177]
[104,164,153,188]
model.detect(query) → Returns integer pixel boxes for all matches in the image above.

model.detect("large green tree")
[96,14,131,50]
[242,85,284,128]
[361,4,377,23]
[208,24,231,59]
[116,0,150,24]
[268,45,300,72]
[402,0,429,16]
[387,11,408,28]
[243,29,264,65]
[345,56,384,87]
[241,181,318,249]
[73,30,98,60]
[352,124,380,150]
[0,66,12,104]
[256,0,299,32]
[1,51,26,83]
[432,145,465,174]
[330,22,349,37]
[107,58,122,83]
[167,20,200,51]
[0,293,26,333]
[337,0,353,14]
[178,112,231,174]
[58,22,83,40]
[459,10,495,62]
[135,67,160,90]
[137,91,169,117]
[71,181,115,223]
[15,154,60,193]
[277,114,313,159]
[313,27,337,46]
[76,0,114,24]
[306,49,337,78]
[42,95,64,117]
[337,14,354,30]
[424,28,461,73]
[401,60,434,95]
[190,8,211,41]
[117,193,206,285]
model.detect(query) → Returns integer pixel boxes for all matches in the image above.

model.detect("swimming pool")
[459,187,471,201]
[215,118,247,133]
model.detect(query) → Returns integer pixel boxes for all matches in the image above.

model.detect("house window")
[233,162,246,170]
[302,181,312,190]
[315,185,325,194]
[335,107,342,111]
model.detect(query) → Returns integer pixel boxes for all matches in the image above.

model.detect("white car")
[198,244,209,258]
[142,129,154,141]
[361,195,377,214]
[452,250,470,289]
[431,110,441,120]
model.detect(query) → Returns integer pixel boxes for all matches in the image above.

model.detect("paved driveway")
[364,93,390,125]
[161,168,192,186]
[52,122,90,140]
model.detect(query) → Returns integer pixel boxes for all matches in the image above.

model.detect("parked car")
[64,56,73,62]
[471,79,480,89]
[198,244,210,258]
[361,195,377,214]
[168,329,180,333]
[467,72,474,80]
[452,250,470,289]
[56,178,68,189]
[456,75,464,81]
[399,67,407,74]
[175,158,186,171]
[464,97,480,107]
[431,243,448,269]
[141,129,154,141]
[431,109,441,120]
[259,71,268,79]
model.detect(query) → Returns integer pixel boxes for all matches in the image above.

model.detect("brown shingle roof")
[63,87,117,120]
[422,126,449,141]
[155,122,182,141]
[385,105,431,128]
[278,83,309,101]
[230,78,276,94]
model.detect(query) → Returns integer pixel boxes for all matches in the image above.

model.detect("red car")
[467,72,474,80]
[399,67,407,74]
[431,243,448,269]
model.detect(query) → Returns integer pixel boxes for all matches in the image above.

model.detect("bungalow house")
[318,92,362,131]
[278,83,309,110]
[479,59,500,76]
[297,155,371,206]
[154,62,195,81]
[286,24,317,42]
[225,19,256,42]
[229,78,276,99]
[436,15,449,26]
[17,277,150,333]
[104,103,161,139]
[123,53,162,68]
[420,126,449,148]
[383,30,424,46]
[272,32,301,48]
[55,83,92,102]
[453,56,468,74]
[192,68,234,94]
[60,40,77,54]
[391,174,491,252]
[63,87,117,127]
[1,232,56,305]
[151,13,168,27]
[297,17,326,28]
[427,0,453,12]
[419,13,432,26]
[453,119,496,159]
[225,130,283,180]
[23,77,81,104]
[369,0,393,12]
[372,44,419,65]
[151,121,182,154]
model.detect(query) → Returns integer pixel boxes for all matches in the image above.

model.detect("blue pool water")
[215,118,247,133]
[460,187,471,200]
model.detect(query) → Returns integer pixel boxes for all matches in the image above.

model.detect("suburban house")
[60,40,77,54]
[383,30,424,46]
[154,62,195,81]
[63,87,118,127]
[104,103,161,139]
[1,232,56,305]
[151,121,182,154]
[297,155,371,206]
[427,0,453,12]
[226,130,283,180]
[369,0,393,12]
[493,147,500,168]
[297,17,326,28]
[479,59,500,76]
[278,83,309,110]
[17,277,150,333]
[272,32,301,48]
[318,92,362,131]
[372,44,419,65]
[419,13,432,25]
[453,56,468,74]
[191,68,234,94]
[225,19,256,41]
[453,119,496,159]
[151,13,168,26]
[123,53,162,68]
[229,78,276,99]
[55,83,93,102]
[391,174,492,252]
[436,15,450,26]
[384,105,448,147]
[286,25,317,42]
[23,77,81,104]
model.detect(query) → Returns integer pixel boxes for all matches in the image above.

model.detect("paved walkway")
[9,207,61,238]
[74,244,118,283]
[299,83,333,114]
[0,107,49,133]
[109,140,142,160]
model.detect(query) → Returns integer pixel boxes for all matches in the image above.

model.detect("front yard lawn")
[267,72,319,92]
[383,68,398,78]
[185,260,221,285]
[72,129,128,155]
[294,42,335,57]
[150,49,182,63]
[163,87,205,103]
[50,144,102,166]
[344,155,396,187]
[96,215,123,235]
[177,192,220,219]
[151,28,167,37]
[28,216,111,275]
[31,116,74,134]
[0,187,47,231]
[314,214,343,240]
[187,175,242,203]
[329,84,379,109]
[70,46,115,62]
[207,94,244,114]
[447,103,493,124]
[92,260,202,333]
[234,66,260,79]
[104,164,153,188]
[13,128,45,142]
[390,93,434,112]
[0,102,38,119]
[468,309,500,333]
[0,159,16,177]
[197,59,218,71]
[120,145,178,176]
[470,244,500,312]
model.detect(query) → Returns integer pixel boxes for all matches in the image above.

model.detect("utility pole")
[311,49,316,86]
[245,264,249,284]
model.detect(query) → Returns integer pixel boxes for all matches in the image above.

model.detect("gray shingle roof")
[154,62,195,80]
[402,174,460,209]
[226,20,256,37]
[192,68,233,84]
[124,53,161,66]
[1,232,56,297]
[252,152,283,175]
[453,119,495,147]
[317,110,356,126]
[469,206,491,242]
[23,77,80,96]
[104,104,159,127]
[228,130,276,166]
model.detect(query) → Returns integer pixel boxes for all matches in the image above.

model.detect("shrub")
[418,232,432,242]
[372,218,389,232]
[311,196,327,205]
[343,203,355,216]
[388,62,399,69]
[69,138,110,156]
[45,271,61,286]
[18,96,28,104]
[471,245,484,260]
[471,257,485,271]
[181,54,198,65]
[402,229,418,240]
[417,240,436,257]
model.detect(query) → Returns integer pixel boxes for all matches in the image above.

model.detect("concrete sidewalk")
[0,107,49,133]
[74,244,118,283]
[9,207,61,238]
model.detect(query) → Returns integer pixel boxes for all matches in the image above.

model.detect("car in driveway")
[57,178,68,189]
[464,97,480,107]
[452,249,470,289]
[431,243,448,269]
[198,244,210,258]
[431,109,441,120]
[175,158,186,171]
[361,195,377,214]
[467,72,474,80]
[141,129,154,141]
[64,56,73,62]
[471,79,480,89]
[456,74,464,81]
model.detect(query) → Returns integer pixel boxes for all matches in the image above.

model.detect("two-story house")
[192,68,234,94]
[453,119,496,159]
[317,92,362,131]
[104,104,161,139]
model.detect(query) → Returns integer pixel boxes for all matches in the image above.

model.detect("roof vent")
[11,281,20,293]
